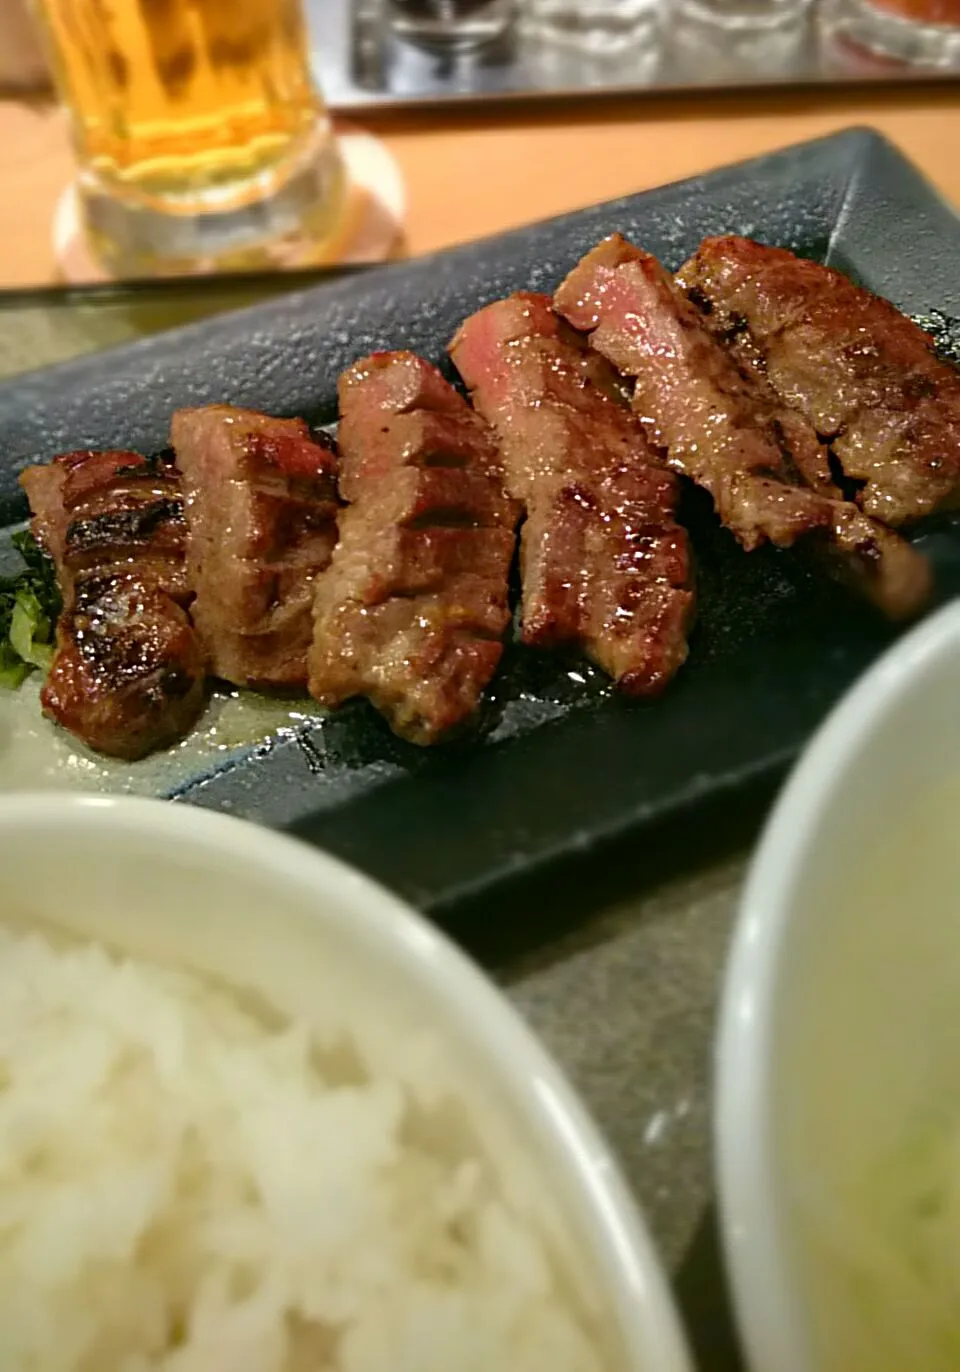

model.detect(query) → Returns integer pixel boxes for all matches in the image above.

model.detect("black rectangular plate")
[2,127,959,928]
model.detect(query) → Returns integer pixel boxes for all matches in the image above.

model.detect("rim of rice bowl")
[0,791,692,1372]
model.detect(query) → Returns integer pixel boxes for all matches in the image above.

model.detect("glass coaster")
[53,125,406,285]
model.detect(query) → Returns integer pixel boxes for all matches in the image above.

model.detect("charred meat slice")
[310,351,519,744]
[450,292,694,694]
[677,236,960,527]
[19,450,205,760]
[170,406,340,688]
[554,235,931,620]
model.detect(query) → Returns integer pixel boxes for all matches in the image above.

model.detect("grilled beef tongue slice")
[451,291,694,695]
[20,449,206,760]
[554,234,931,621]
[310,351,519,745]
[677,235,960,529]
[171,406,341,689]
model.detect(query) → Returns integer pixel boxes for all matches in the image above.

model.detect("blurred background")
[0,0,953,368]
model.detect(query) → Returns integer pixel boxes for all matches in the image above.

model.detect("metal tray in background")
[309,0,957,113]
[1,128,959,932]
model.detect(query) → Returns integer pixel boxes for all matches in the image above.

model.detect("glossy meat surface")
[451,292,694,694]
[171,406,340,688]
[678,235,960,527]
[555,235,931,620]
[20,450,205,759]
[310,352,519,744]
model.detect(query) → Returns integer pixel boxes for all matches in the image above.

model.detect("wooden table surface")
[0,82,957,287]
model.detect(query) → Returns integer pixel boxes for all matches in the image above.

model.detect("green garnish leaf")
[0,654,28,690]
[0,529,61,689]
[10,590,53,670]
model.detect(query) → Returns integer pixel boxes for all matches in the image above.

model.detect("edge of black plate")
[0,126,889,474]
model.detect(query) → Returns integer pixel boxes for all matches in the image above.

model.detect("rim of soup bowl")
[716,597,960,1372]
[0,789,693,1372]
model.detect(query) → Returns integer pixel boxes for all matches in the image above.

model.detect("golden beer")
[32,0,343,271]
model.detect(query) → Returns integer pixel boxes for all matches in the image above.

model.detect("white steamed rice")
[0,924,604,1372]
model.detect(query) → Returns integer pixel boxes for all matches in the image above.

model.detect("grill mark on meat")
[71,577,193,686]
[677,235,960,526]
[171,406,341,689]
[826,448,866,504]
[310,351,519,744]
[113,451,172,478]
[768,418,804,487]
[421,448,471,468]
[19,450,206,759]
[66,497,184,553]
[555,234,931,621]
[408,508,483,529]
[685,285,713,316]
[450,291,694,695]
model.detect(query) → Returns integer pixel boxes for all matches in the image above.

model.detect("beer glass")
[31,0,345,276]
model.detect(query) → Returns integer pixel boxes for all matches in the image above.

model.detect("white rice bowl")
[0,924,602,1372]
